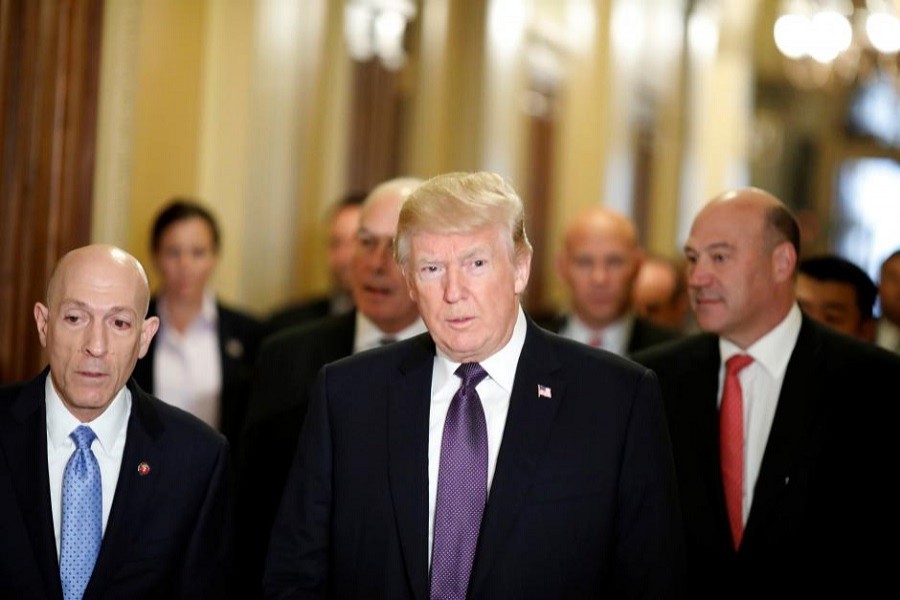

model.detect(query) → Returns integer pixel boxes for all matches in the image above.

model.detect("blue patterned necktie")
[430,362,490,600]
[60,425,102,600]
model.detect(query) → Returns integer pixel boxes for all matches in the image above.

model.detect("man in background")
[875,249,900,354]
[0,244,230,598]
[264,191,366,336]
[233,177,426,598]
[633,188,899,597]
[543,205,681,355]
[632,252,694,333]
[795,253,877,341]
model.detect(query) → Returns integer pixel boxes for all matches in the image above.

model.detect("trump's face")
[405,224,530,363]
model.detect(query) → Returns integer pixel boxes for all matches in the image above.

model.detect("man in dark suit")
[0,244,230,599]
[264,171,684,598]
[541,204,681,355]
[633,188,900,598]
[233,177,427,597]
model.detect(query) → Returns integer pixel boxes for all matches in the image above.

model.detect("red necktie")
[588,332,603,348]
[720,354,753,550]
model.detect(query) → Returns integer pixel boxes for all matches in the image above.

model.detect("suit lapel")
[1,370,62,598]
[469,323,563,594]
[683,340,735,550]
[744,318,821,543]
[86,381,165,596]
[387,335,437,600]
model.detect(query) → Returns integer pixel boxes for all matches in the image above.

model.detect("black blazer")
[233,311,356,598]
[0,371,231,599]
[263,296,333,339]
[632,315,900,598]
[132,297,262,452]
[264,317,685,599]
[538,313,682,355]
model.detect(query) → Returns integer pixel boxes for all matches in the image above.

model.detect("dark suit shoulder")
[628,317,684,354]
[264,296,332,337]
[631,333,718,372]
[259,311,355,356]
[217,301,263,330]
[129,381,228,450]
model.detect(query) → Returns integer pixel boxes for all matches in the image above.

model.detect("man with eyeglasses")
[232,177,427,598]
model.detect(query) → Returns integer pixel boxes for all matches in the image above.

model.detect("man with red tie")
[633,188,900,598]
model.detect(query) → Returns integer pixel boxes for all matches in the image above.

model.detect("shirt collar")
[353,311,428,353]
[719,303,802,380]
[434,305,528,394]
[157,289,219,331]
[565,312,633,351]
[45,374,131,457]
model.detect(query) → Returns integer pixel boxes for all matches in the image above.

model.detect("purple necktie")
[430,362,489,600]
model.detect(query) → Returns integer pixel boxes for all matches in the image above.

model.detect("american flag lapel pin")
[537,384,552,399]
[137,462,151,476]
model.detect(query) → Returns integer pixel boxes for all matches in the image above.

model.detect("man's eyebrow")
[58,299,137,316]
[684,241,734,253]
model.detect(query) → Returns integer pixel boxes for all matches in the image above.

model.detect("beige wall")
[93,0,762,317]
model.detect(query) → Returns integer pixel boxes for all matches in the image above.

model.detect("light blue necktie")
[60,425,102,600]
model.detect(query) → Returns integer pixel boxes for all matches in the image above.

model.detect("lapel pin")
[225,338,244,359]
[537,384,552,399]
[137,462,151,476]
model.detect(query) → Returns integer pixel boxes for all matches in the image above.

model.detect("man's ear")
[772,241,797,283]
[138,316,160,359]
[514,252,532,295]
[34,302,50,348]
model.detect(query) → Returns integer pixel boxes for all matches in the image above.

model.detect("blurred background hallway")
[2,0,899,381]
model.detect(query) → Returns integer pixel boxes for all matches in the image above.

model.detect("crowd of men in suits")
[2,171,899,599]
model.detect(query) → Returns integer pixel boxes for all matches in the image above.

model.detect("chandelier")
[344,0,417,72]
[773,0,900,88]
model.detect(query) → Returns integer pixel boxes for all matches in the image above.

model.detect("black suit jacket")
[0,371,231,599]
[263,296,335,339]
[264,317,685,599]
[233,311,356,598]
[632,315,900,597]
[538,313,682,355]
[132,297,262,452]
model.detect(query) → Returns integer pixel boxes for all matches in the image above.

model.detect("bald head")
[563,206,639,252]
[47,244,152,318]
[557,205,643,329]
[685,187,800,348]
[698,187,801,265]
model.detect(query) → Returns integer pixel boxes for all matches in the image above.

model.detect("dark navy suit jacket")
[0,371,230,599]
[633,314,900,598]
[263,317,685,599]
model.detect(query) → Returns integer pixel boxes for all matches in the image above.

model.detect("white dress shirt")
[875,318,900,354]
[353,311,428,353]
[558,312,633,356]
[426,306,527,564]
[46,376,130,557]
[154,291,222,429]
[718,303,802,526]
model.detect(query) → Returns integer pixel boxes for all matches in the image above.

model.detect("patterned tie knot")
[455,362,488,391]
[726,354,753,376]
[71,424,97,450]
